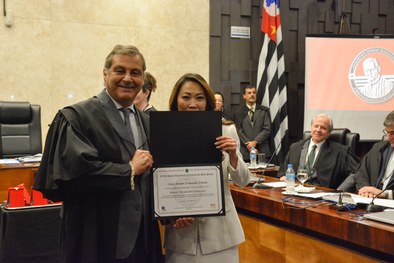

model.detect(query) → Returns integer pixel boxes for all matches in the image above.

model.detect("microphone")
[328,189,347,211]
[365,179,394,213]
[253,130,287,189]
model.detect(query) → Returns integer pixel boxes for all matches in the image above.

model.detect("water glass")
[296,168,309,188]
[257,153,266,165]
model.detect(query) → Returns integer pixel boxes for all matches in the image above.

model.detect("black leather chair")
[303,128,359,154]
[345,132,360,154]
[304,128,360,192]
[0,101,42,158]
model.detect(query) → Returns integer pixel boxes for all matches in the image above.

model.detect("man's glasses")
[382,130,394,137]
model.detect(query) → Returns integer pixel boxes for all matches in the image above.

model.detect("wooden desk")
[231,177,394,262]
[0,163,39,202]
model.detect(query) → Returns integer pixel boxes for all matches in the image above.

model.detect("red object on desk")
[7,184,31,207]
[30,188,49,206]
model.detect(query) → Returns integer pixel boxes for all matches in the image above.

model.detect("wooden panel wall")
[238,214,381,263]
[210,0,394,144]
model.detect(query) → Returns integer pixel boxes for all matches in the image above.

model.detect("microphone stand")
[329,189,346,211]
[366,189,388,213]
[252,156,274,189]
[253,132,286,189]
[366,180,393,213]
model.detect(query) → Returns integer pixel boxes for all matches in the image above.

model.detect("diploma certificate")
[150,111,225,219]
[153,165,224,218]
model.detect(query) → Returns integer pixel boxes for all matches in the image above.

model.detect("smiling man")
[34,45,163,263]
[356,111,394,199]
[278,113,359,189]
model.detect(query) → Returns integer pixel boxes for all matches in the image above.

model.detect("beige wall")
[0,0,209,141]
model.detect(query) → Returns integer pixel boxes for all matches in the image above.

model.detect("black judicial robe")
[278,139,360,189]
[34,91,163,263]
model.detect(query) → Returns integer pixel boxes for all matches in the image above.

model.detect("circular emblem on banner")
[349,48,394,104]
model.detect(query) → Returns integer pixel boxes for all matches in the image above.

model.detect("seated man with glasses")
[355,110,394,199]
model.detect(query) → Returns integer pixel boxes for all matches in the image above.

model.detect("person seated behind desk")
[355,111,394,199]
[278,113,359,189]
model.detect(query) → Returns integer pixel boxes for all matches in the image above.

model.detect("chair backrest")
[345,132,360,154]
[0,101,42,158]
[303,128,359,154]
[329,128,350,145]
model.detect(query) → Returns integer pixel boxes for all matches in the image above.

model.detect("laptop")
[363,210,394,225]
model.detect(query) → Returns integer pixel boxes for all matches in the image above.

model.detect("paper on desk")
[352,195,394,209]
[16,153,42,163]
[0,159,20,164]
[247,163,275,169]
[261,182,287,188]
[294,192,337,199]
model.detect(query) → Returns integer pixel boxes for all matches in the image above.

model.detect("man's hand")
[358,186,385,198]
[130,150,153,175]
[245,140,257,151]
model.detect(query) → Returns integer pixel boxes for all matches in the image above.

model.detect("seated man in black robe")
[278,114,359,189]
[356,110,394,199]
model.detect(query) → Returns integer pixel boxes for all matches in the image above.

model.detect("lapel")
[96,90,136,152]
[376,145,394,187]
[134,108,150,150]
[298,140,310,168]
[241,105,249,120]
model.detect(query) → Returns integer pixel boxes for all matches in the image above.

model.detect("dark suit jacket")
[233,104,271,160]
[355,140,394,191]
[278,138,359,189]
[34,90,162,263]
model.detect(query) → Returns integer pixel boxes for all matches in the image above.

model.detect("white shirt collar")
[105,89,136,113]
[309,139,325,151]
[247,103,256,111]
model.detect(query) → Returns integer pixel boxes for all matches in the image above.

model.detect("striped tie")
[307,144,317,173]
[249,108,254,127]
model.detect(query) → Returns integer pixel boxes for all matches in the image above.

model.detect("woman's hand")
[172,217,195,229]
[215,135,238,168]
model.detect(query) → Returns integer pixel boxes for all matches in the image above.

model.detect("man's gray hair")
[104,44,146,71]
[311,113,334,132]
[383,111,394,127]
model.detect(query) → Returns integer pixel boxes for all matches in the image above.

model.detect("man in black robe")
[278,114,359,189]
[34,45,163,263]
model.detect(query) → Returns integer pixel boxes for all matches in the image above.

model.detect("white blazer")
[164,124,250,255]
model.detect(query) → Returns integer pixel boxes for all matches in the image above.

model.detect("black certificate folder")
[150,111,222,166]
[150,111,225,219]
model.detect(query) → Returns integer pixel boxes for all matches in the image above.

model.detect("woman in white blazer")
[165,73,250,263]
